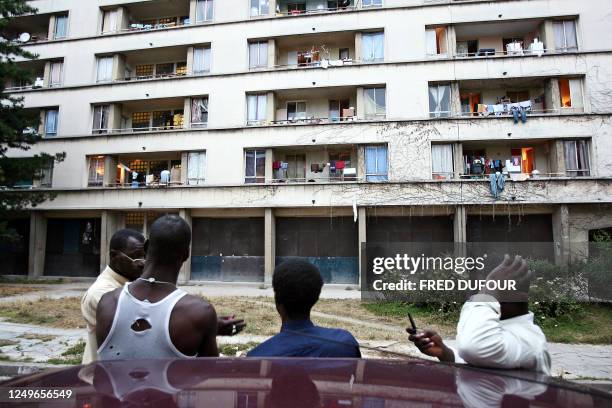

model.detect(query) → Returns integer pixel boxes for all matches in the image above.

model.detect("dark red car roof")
[2,358,610,407]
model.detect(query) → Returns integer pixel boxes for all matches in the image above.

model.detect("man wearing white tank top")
[96,215,220,359]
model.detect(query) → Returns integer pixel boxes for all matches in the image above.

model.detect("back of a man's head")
[273,260,323,320]
[146,215,191,265]
[109,229,145,253]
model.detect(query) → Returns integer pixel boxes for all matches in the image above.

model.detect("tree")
[0,0,65,239]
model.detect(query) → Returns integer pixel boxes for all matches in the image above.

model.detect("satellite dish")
[18,32,31,43]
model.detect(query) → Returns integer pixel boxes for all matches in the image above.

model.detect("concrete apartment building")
[1,0,612,285]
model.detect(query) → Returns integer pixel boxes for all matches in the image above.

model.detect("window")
[135,64,154,77]
[39,159,54,187]
[49,61,63,87]
[101,9,118,33]
[193,46,211,74]
[362,32,384,62]
[287,101,306,121]
[249,41,268,69]
[44,109,58,137]
[152,110,183,129]
[364,87,386,118]
[187,152,206,185]
[287,2,306,14]
[429,83,451,118]
[53,14,68,39]
[88,156,105,186]
[329,99,350,121]
[558,78,584,111]
[251,0,269,16]
[426,27,448,57]
[92,105,110,134]
[245,149,266,183]
[196,0,214,23]
[191,97,209,127]
[176,62,187,76]
[247,94,267,125]
[431,144,454,180]
[365,145,388,181]
[564,140,590,176]
[132,112,151,131]
[362,0,382,7]
[96,56,114,82]
[156,63,175,76]
[339,48,350,60]
[554,20,578,52]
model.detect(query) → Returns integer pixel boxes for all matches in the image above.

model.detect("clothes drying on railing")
[476,100,532,123]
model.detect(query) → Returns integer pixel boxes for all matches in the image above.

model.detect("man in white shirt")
[81,229,146,364]
[408,255,551,375]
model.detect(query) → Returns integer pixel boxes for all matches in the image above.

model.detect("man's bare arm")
[192,299,219,357]
[95,288,121,348]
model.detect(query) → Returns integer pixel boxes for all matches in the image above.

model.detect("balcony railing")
[92,125,186,134]
[276,5,358,16]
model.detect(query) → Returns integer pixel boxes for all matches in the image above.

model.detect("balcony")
[3,12,68,43]
[272,31,357,69]
[100,0,191,35]
[271,145,359,183]
[274,0,358,16]
[272,86,359,125]
[3,60,60,92]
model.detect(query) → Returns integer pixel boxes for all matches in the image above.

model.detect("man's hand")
[482,254,532,301]
[217,315,246,336]
[407,328,455,363]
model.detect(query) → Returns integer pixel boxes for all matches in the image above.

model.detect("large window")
[245,149,266,183]
[53,14,68,39]
[88,156,105,186]
[49,61,63,87]
[287,101,307,121]
[365,145,388,181]
[191,97,209,127]
[362,32,384,62]
[431,144,454,180]
[426,27,448,57]
[101,9,118,34]
[564,140,590,177]
[558,78,584,111]
[554,20,578,52]
[193,46,211,74]
[196,0,214,23]
[250,0,269,16]
[247,94,267,125]
[187,152,206,185]
[96,56,113,82]
[92,105,110,134]
[364,87,386,119]
[249,41,268,69]
[429,83,451,118]
[44,109,58,137]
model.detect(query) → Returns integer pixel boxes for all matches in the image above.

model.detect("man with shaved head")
[96,215,236,359]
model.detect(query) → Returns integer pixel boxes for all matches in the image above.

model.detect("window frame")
[244,149,266,183]
[564,139,590,177]
[429,83,452,118]
[92,105,110,134]
[249,41,269,69]
[44,109,59,137]
[364,87,386,119]
[195,0,214,23]
[187,151,207,185]
[365,145,389,182]
[88,156,106,187]
[247,93,267,125]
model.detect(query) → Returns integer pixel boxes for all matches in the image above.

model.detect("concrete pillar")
[552,205,570,266]
[357,146,366,181]
[264,208,276,285]
[181,152,189,185]
[356,87,365,119]
[357,207,366,286]
[266,91,275,123]
[450,82,461,116]
[42,62,51,87]
[47,15,56,40]
[112,54,125,80]
[542,20,555,51]
[545,78,561,113]
[38,110,46,135]
[100,210,122,272]
[265,148,274,182]
[550,140,566,176]
[453,206,467,243]
[28,212,47,278]
[183,97,192,128]
[269,0,277,16]
[103,155,118,186]
[108,103,122,131]
[189,0,197,22]
[267,39,276,67]
[446,25,457,58]
[354,32,362,61]
[178,209,192,283]
[116,7,129,31]
[186,46,194,74]
[453,142,463,179]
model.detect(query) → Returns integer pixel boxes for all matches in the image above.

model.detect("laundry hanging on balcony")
[489,172,506,199]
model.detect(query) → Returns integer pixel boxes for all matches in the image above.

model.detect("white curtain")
[188,152,206,185]
[93,105,109,132]
[249,42,268,68]
[96,57,113,82]
[54,15,68,39]
[569,79,584,110]
[554,21,577,51]
[429,84,451,117]
[425,29,437,56]
[50,62,62,86]
[196,0,213,22]
[248,94,266,122]
[45,110,58,135]
[191,98,208,124]
[193,47,211,74]
[431,144,454,178]
[250,0,269,16]
[362,32,384,62]
[364,87,385,117]
[102,10,117,33]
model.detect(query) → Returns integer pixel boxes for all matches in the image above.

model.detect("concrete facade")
[3,0,612,282]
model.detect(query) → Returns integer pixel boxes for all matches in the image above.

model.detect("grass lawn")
[0,297,86,329]
[0,285,42,298]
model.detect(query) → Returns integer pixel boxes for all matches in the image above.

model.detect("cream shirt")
[81,266,128,364]
[455,294,551,375]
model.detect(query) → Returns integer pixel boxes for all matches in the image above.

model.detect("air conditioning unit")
[34,77,44,88]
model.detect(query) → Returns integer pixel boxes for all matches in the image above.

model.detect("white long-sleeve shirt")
[455,294,551,375]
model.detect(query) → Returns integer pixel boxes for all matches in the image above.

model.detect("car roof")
[2,357,611,407]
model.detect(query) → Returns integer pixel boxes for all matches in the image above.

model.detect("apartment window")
[39,160,53,188]
[196,0,214,23]
[364,87,386,119]
[92,105,110,134]
[156,63,175,76]
[554,20,578,52]
[49,61,63,87]
[287,2,306,14]
[249,41,268,69]
[101,9,118,33]
[362,32,384,62]
[96,57,114,82]
[193,46,211,74]
[44,109,58,137]
[132,112,151,131]
[559,78,584,111]
[88,156,105,187]
[431,144,454,180]
[245,149,266,183]
[152,110,183,129]
[251,0,269,16]
[247,94,267,125]
[287,101,307,121]
[362,0,382,7]
[429,83,451,118]
[191,97,209,127]
[329,99,350,121]
[53,14,69,39]
[135,64,154,77]
[426,27,448,57]
[187,152,206,185]
[365,145,388,181]
[564,140,590,176]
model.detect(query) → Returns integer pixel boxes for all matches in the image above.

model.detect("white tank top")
[98,282,196,360]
